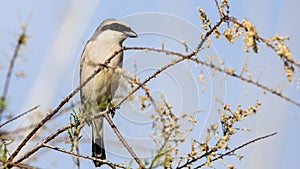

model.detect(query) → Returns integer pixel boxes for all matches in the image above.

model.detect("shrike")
[80,18,137,167]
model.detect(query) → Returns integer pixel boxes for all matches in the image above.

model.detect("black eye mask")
[101,23,134,33]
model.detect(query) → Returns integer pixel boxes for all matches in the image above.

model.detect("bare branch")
[103,112,144,169]
[15,124,74,164]
[42,143,128,169]
[0,105,39,128]
[194,132,277,168]
[110,17,226,109]
[214,0,222,17]
[116,52,185,109]
[177,132,277,169]
[189,56,300,107]
[0,158,37,169]
[0,26,27,117]
[116,46,300,108]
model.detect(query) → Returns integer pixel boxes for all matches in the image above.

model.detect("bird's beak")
[124,29,138,38]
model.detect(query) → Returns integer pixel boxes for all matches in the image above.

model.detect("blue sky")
[0,0,299,168]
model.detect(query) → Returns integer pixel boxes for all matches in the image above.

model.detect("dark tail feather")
[92,119,106,167]
[92,138,106,167]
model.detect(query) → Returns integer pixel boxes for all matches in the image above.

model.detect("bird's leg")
[108,106,117,118]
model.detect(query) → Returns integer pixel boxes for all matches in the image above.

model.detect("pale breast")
[80,39,123,110]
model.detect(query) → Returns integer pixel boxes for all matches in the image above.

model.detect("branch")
[194,132,277,168]
[0,105,39,128]
[42,143,128,169]
[115,50,186,108]
[214,0,222,17]
[189,56,300,107]
[229,17,300,70]
[114,46,300,108]
[177,132,277,169]
[0,26,27,116]
[15,124,74,164]
[0,158,37,169]
[113,16,226,108]
[103,112,145,169]
[115,16,300,108]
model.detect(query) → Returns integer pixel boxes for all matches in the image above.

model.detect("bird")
[80,18,137,167]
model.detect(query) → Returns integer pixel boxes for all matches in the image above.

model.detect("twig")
[0,27,27,116]
[177,132,277,169]
[1,124,36,137]
[73,145,80,169]
[194,132,277,168]
[42,143,128,169]
[103,112,145,169]
[0,158,37,169]
[116,46,300,108]
[188,56,300,107]
[229,17,300,70]
[195,16,226,53]
[112,17,226,108]
[112,16,300,108]
[116,53,185,108]
[214,0,222,17]
[15,124,74,163]
[0,105,39,128]
[72,109,88,169]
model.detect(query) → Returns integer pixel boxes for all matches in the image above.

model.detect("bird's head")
[91,18,137,44]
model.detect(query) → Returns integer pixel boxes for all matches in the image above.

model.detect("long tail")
[92,117,106,167]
